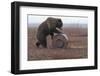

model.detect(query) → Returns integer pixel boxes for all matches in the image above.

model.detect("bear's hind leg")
[41,39,47,48]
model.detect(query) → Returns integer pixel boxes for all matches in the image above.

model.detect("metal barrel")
[52,34,69,48]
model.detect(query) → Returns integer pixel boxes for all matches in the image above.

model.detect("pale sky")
[28,15,88,27]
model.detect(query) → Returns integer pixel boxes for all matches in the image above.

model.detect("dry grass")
[28,25,88,61]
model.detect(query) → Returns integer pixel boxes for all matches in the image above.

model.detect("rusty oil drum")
[52,34,69,48]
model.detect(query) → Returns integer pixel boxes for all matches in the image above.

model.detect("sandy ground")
[28,26,88,61]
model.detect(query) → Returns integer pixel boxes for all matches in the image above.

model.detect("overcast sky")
[28,15,88,27]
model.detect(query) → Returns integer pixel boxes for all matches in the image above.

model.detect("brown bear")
[36,17,63,48]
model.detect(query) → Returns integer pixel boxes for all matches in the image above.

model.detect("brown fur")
[36,17,63,48]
